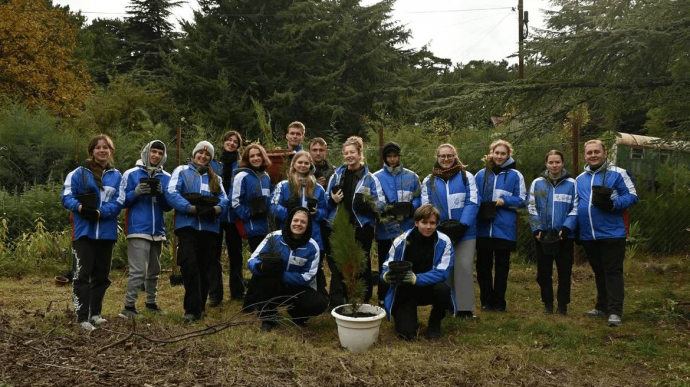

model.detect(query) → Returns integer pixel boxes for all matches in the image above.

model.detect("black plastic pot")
[182,193,204,206]
[260,253,283,276]
[307,197,318,212]
[140,178,161,196]
[249,196,268,217]
[438,220,464,240]
[478,201,497,221]
[591,185,613,202]
[388,260,413,273]
[331,184,342,195]
[393,202,413,217]
[76,192,99,209]
[540,230,561,255]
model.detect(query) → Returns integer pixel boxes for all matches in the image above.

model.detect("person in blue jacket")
[528,150,578,315]
[475,139,526,313]
[208,130,244,306]
[270,151,328,293]
[61,134,125,331]
[246,207,329,331]
[421,143,479,318]
[326,136,386,307]
[381,205,454,340]
[166,141,228,322]
[373,142,421,306]
[119,140,172,319]
[576,139,637,327]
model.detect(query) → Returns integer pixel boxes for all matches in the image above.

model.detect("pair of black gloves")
[80,206,100,222]
[591,194,615,212]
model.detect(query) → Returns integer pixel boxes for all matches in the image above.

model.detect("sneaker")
[543,304,554,314]
[260,320,277,332]
[182,313,201,323]
[90,315,107,325]
[118,306,139,319]
[80,321,96,331]
[586,309,607,318]
[608,314,622,327]
[557,305,568,315]
[145,303,167,315]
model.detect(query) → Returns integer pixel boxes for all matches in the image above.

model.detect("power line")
[456,11,515,60]
[404,7,514,14]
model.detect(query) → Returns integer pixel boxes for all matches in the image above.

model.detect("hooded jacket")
[380,229,455,319]
[122,141,173,240]
[62,163,125,241]
[576,162,637,240]
[475,157,527,242]
[421,169,479,242]
[325,164,386,228]
[373,166,422,240]
[527,169,578,237]
[165,162,228,233]
[269,178,328,248]
[231,167,272,237]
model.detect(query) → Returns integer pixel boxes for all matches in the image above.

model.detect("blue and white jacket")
[247,231,320,290]
[122,163,172,240]
[61,165,125,241]
[165,163,228,234]
[373,166,422,240]
[231,167,272,237]
[270,179,328,248]
[527,170,578,237]
[475,158,527,241]
[421,170,479,242]
[325,165,386,228]
[576,162,637,240]
[381,229,455,319]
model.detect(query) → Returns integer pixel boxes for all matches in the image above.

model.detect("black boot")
[557,304,567,315]
[425,315,442,340]
[543,303,554,314]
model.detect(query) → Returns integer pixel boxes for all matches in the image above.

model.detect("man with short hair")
[286,121,306,152]
[380,204,454,340]
[576,139,637,327]
[119,140,172,319]
[308,137,335,188]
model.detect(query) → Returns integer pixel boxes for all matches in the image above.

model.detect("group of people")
[61,124,637,340]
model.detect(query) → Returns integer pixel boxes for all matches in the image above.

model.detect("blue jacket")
[219,161,239,223]
[373,166,422,240]
[247,231,320,289]
[270,179,328,248]
[475,158,527,241]
[122,164,172,239]
[576,162,637,240]
[527,171,578,237]
[231,167,272,237]
[165,163,228,234]
[61,165,125,241]
[381,229,455,319]
[325,165,386,228]
[421,170,479,242]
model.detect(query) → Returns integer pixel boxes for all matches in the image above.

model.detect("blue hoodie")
[475,158,527,241]
[373,166,422,240]
[62,165,125,241]
[527,170,578,237]
[247,231,320,290]
[231,167,272,237]
[325,164,386,228]
[421,169,479,242]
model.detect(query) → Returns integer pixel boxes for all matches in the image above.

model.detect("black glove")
[80,207,99,222]
[592,195,614,211]
[197,205,217,219]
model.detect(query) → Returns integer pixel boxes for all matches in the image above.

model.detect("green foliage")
[0,217,71,277]
[329,205,366,311]
[0,183,70,241]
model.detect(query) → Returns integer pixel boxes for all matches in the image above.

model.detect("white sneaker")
[80,321,97,331]
[608,314,622,327]
[90,315,107,325]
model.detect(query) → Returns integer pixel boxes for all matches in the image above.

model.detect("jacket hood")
[500,157,517,170]
[541,168,570,185]
[140,140,167,176]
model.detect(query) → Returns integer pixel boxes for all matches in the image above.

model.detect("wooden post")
[518,0,524,79]
[172,126,181,271]
[571,110,583,265]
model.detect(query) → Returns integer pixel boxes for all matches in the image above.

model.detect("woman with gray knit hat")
[165,141,228,322]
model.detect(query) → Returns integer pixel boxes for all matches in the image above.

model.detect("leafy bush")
[0,218,71,277]
[0,182,69,240]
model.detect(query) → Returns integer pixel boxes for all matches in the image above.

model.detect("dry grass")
[1,255,689,386]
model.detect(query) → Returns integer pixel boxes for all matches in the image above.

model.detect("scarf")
[432,161,463,181]
[86,159,110,189]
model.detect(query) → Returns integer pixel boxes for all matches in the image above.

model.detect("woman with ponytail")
[61,134,125,331]
[166,141,228,322]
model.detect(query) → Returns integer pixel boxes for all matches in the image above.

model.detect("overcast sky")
[55,0,556,66]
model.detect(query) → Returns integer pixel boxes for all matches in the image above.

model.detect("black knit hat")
[382,142,401,157]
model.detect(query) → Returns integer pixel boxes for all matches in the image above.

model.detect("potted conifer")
[329,207,386,353]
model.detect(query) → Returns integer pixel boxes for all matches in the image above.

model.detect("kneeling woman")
[381,205,454,340]
[247,207,329,331]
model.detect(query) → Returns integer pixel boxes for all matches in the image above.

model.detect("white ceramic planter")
[331,303,387,353]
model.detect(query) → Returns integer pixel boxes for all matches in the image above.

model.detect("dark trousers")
[247,274,328,323]
[376,238,394,303]
[535,239,574,306]
[392,282,450,339]
[476,248,511,310]
[242,234,267,311]
[72,237,114,322]
[582,239,626,316]
[208,222,246,302]
[327,225,374,307]
[177,228,218,317]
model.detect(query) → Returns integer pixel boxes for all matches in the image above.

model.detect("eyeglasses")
[437,154,455,159]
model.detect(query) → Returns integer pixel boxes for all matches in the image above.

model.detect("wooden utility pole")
[518,0,524,79]
[571,112,583,265]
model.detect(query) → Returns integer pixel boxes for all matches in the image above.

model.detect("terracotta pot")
[266,149,295,184]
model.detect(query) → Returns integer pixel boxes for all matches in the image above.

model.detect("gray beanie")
[192,141,214,159]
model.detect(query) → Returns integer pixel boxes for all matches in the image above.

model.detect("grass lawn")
[0,255,689,386]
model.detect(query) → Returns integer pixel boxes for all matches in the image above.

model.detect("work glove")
[401,271,417,286]
[135,182,152,196]
[80,207,99,222]
[592,195,614,212]
[196,205,217,219]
